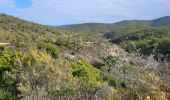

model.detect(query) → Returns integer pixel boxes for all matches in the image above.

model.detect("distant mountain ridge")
[151,16,170,26]
[60,16,170,34]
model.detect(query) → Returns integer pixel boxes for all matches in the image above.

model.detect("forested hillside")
[62,15,170,60]
[62,16,170,34]
[0,14,170,100]
[105,27,170,60]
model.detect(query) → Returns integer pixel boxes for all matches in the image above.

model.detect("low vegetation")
[0,14,169,100]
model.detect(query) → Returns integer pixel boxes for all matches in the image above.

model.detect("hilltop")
[60,16,170,60]
[61,16,170,34]
[151,16,170,26]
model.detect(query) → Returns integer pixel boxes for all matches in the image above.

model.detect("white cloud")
[8,0,170,25]
[14,0,134,24]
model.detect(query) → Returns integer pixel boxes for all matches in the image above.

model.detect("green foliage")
[61,23,112,34]
[37,41,60,59]
[63,16,170,35]
[103,56,128,88]
[0,88,13,100]
[71,60,102,89]
[0,46,23,99]
[106,27,170,59]
[0,14,169,99]
[152,16,170,27]
[104,56,123,68]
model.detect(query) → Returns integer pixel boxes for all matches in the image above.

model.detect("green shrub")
[0,88,13,100]
[0,47,23,99]
[71,60,102,89]
[109,79,117,87]
[104,56,123,68]
[37,41,60,59]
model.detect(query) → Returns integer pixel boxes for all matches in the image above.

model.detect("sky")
[0,0,170,25]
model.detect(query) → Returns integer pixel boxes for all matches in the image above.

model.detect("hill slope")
[61,16,170,34]
[106,27,170,59]
[60,23,112,34]
[152,16,170,27]
[61,16,170,60]
[0,14,169,100]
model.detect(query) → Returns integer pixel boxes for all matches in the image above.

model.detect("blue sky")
[0,0,170,25]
